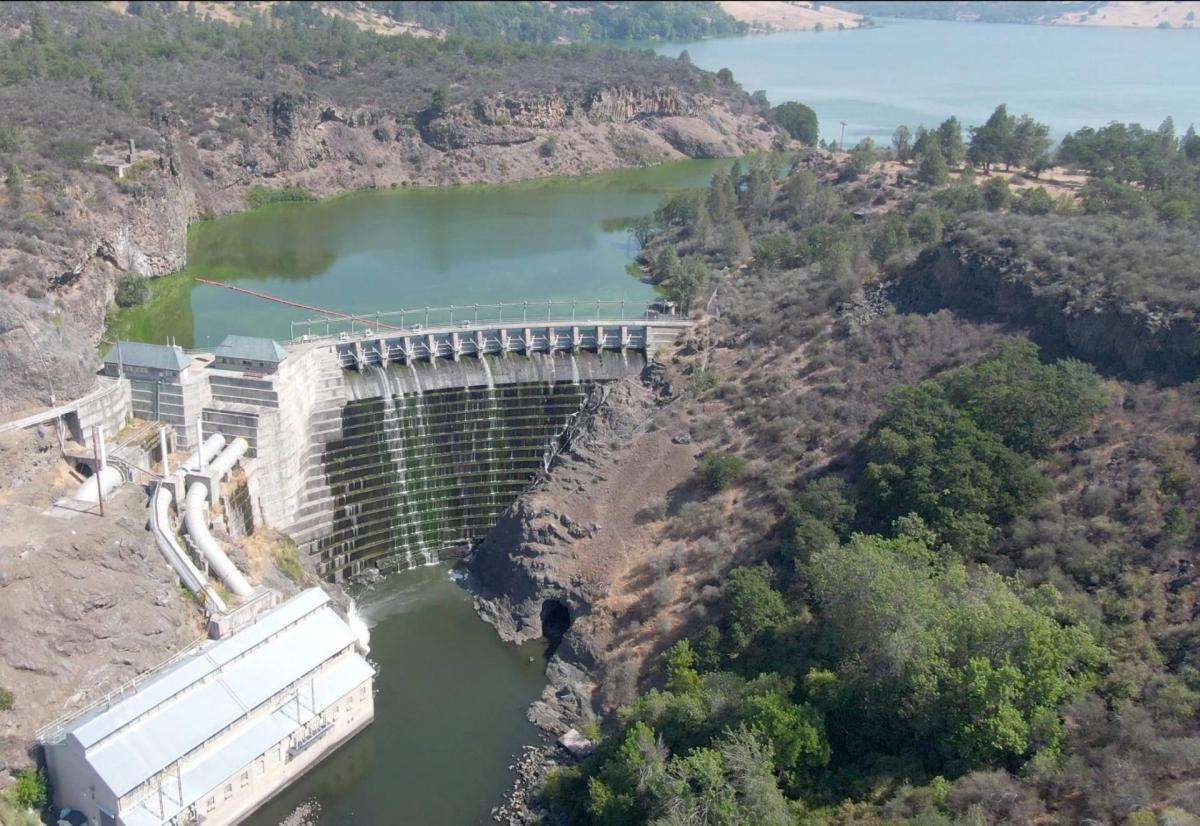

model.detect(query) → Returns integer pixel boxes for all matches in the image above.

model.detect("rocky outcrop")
[421,86,698,151]
[470,500,606,733]
[468,373,688,734]
[899,241,1200,382]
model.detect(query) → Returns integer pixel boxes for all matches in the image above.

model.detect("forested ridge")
[542,104,1200,824]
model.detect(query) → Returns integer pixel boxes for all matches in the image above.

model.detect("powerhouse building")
[42,588,374,826]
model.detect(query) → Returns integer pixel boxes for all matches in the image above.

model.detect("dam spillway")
[314,352,641,579]
[85,308,685,584]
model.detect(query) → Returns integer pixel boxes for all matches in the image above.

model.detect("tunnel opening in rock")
[541,599,571,658]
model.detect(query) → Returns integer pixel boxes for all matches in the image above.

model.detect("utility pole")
[92,426,105,517]
[840,121,847,152]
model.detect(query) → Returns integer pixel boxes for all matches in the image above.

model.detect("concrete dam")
[69,305,689,584]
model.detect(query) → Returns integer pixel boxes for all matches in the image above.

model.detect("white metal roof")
[61,589,359,797]
[120,655,373,826]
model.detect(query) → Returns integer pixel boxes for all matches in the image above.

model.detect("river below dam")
[243,565,546,826]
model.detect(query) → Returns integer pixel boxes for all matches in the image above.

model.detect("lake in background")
[654,18,1200,144]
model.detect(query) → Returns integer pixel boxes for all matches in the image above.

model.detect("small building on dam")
[41,589,374,826]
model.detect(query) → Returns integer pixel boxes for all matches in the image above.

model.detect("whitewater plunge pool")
[244,565,546,826]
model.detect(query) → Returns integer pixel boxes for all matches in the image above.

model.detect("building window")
[206,797,216,813]
[224,784,233,801]
[240,771,249,789]
[255,758,266,777]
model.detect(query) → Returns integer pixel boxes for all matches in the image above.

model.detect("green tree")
[700,451,745,492]
[772,102,819,145]
[429,84,448,118]
[968,104,1013,173]
[918,140,950,185]
[981,176,1012,211]
[716,67,734,84]
[1015,186,1054,215]
[1008,114,1051,171]
[870,220,909,264]
[667,260,711,312]
[892,125,913,163]
[114,272,150,307]
[939,341,1106,456]
[808,533,1099,770]
[723,565,789,655]
[860,382,1050,550]
[908,207,944,245]
[936,116,966,167]
[849,137,877,175]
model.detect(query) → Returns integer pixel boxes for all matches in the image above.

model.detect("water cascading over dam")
[314,351,644,579]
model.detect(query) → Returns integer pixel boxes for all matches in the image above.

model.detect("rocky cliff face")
[900,242,1200,382]
[1,85,778,417]
[468,371,699,733]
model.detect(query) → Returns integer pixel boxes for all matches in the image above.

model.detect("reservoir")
[243,565,546,826]
[114,159,732,349]
[654,18,1200,144]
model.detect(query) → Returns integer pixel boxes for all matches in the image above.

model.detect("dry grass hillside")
[719,0,867,31]
[1053,1,1200,28]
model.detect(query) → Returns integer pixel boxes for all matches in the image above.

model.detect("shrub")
[538,135,557,158]
[13,768,48,810]
[700,451,746,492]
[114,272,149,307]
[244,186,315,209]
[0,686,12,710]
[982,176,1013,211]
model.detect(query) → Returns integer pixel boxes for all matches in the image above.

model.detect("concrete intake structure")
[184,437,253,598]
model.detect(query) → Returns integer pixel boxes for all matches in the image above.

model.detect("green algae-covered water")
[244,565,546,826]
[112,159,735,349]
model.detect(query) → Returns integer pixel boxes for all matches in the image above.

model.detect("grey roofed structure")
[101,341,189,373]
[214,335,288,365]
[43,588,376,826]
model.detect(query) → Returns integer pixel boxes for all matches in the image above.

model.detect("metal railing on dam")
[286,300,691,371]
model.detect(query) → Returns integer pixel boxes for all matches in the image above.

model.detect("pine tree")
[918,142,949,186]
